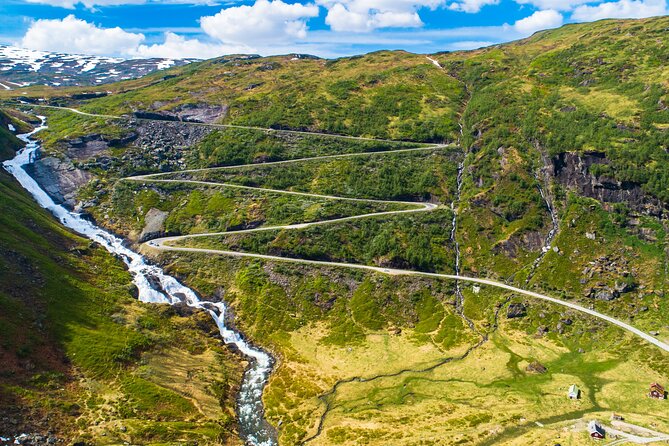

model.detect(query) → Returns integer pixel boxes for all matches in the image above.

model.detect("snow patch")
[0,45,196,87]
[81,61,97,72]
[0,46,50,71]
[426,56,442,69]
[156,59,175,70]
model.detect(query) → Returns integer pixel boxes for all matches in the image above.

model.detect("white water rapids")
[3,118,276,446]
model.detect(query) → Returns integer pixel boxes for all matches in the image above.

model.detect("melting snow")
[0,45,196,87]
[81,61,98,72]
[0,46,49,71]
[426,56,442,69]
[156,59,175,70]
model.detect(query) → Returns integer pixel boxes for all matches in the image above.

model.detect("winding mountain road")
[19,103,669,355]
[131,159,669,355]
[148,241,669,354]
[19,103,428,144]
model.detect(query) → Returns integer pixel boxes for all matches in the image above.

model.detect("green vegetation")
[190,127,425,167]
[0,108,34,158]
[178,209,455,272]
[0,130,243,444]
[179,148,458,201]
[36,108,129,155]
[92,180,412,240]
[76,51,464,142]
[2,15,669,446]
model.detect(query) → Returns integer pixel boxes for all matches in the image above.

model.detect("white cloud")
[320,0,442,32]
[323,4,421,31]
[21,15,145,56]
[17,1,323,59]
[200,0,320,44]
[513,9,563,34]
[448,0,498,13]
[130,32,246,59]
[513,0,595,11]
[24,0,219,8]
[571,0,668,20]
[445,40,495,50]
[24,0,142,8]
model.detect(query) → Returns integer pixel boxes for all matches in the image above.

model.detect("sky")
[0,0,667,59]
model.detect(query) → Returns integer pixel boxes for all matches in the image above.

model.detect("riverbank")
[2,118,276,446]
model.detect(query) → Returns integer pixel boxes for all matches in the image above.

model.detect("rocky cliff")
[552,151,665,217]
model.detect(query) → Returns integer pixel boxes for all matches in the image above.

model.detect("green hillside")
[0,126,244,445]
[0,15,668,446]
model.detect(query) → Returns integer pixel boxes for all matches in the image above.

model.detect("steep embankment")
[1,16,668,446]
[0,123,245,446]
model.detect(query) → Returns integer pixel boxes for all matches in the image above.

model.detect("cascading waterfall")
[450,159,465,311]
[3,118,277,446]
[450,120,479,336]
[525,170,560,284]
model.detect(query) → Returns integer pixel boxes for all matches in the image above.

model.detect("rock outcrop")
[552,151,665,216]
[493,231,544,258]
[131,119,214,154]
[26,156,91,207]
[507,302,527,319]
[65,132,137,161]
[139,208,169,242]
[133,103,226,124]
[174,103,227,123]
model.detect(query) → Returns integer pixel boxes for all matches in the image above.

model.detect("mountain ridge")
[0,45,198,89]
[1,15,668,446]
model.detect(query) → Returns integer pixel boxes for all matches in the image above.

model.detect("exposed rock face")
[526,361,547,374]
[65,132,137,161]
[507,302,527,319]
[493,231,544,258]
[131,119,214,154]
[552,151,664,216]
[174,103,227,123]
[133,103,226,124]
[66,131,137,161]
[593,288,617,301]
[66,136,108,161]
[133,111,180,121]
[26,156,91,207]
[139,208,169,242]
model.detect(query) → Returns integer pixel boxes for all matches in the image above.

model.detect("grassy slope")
[81,51,463,142]
[147,18,668,444]
[424,17,669,280]
[0,16,668,446]
[0,136,244,444]
[0,109,33,159]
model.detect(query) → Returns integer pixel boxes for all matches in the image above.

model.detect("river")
[2,117,277,446]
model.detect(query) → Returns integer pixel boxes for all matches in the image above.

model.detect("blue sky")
[0,0,666,58]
